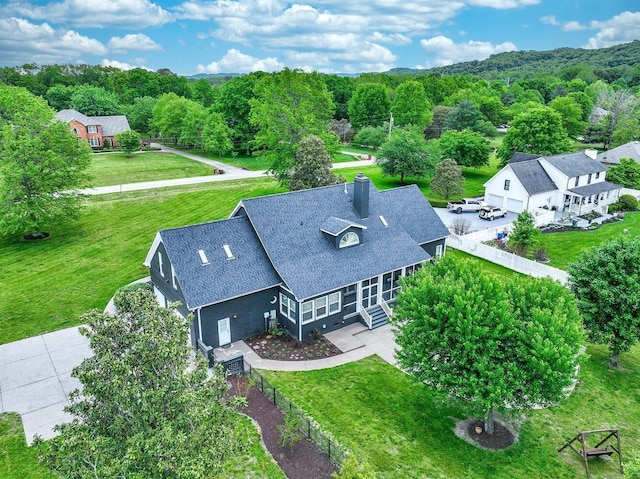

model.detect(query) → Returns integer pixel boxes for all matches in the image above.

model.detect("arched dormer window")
[339,231,360,248]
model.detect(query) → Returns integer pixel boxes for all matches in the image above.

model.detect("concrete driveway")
[433,207,513,234]
[0,327,91,444]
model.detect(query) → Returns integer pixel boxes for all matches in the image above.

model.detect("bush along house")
[144,174,449,355]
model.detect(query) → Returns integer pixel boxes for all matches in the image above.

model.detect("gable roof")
[154,215,281,309]
[568,181,621,197]
[543,151,606,177]
[320,216,367,236]
[56,109,131,137]
[597,141,640,165]
[509,160,558,195]
[239,181,446,300]
[508,152,541,163]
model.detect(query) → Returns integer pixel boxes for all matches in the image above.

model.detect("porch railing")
[361,307,372,329]
[380,298,393,319]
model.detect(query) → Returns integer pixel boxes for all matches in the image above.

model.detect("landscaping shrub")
[534,248,549,262]
[112,281,152,313]
[610,194,638,212]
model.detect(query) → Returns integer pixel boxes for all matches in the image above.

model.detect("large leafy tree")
[70,85,121,116]
[429,158,465,200]
[596,88,640,149]
[289,134,345,191]
[438,129,491,168]
[352,126,387,149]
[548,96,586,138]
[445,99,482,131]
[391,80,432,128]
[125,96,156,134]
[497,106,572,167]
[508,211,539,256]
[151,93,190,142]
[606,157,640,189]
[0,86,92,239]
[115,130,142,156]
[393,256,583,434]
[178,101,208,149]
[250,68,335,185]
[202,111,233,157]
[37,289,248,478]
[348,83,391,130]
[568,237,640,368]
[376,127,437,184]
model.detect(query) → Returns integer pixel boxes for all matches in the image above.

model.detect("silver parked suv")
[478,205,507,220]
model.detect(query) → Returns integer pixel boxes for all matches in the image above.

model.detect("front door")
[360,277,379,309]
[218,317,231,346]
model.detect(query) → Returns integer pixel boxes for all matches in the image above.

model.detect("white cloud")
[108,34,163,52]
[368,32,412,46]
[540,15,559,26]
[420,35,516,66]
[0,0,173,28]
[196,49,284,73]
[561,21,586,32]
[466,0,540,8]
[0,17,106,65]
[101,59,152,71]
[584,11,640,49]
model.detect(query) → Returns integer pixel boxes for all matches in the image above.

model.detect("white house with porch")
[484,150,622,216]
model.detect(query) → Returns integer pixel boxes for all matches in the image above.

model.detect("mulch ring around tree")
[228,375,337,479]
[245,332,342,361]
[454,417,518,450]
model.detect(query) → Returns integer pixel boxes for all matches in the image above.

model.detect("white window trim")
[315,296,328,320]
[87,125,98,133]
[435,244,443,258]
[280,293,296,322]
[328,292,341,314]
[158,251,164,277]
[301,301,314,324]
[171,264,177,289]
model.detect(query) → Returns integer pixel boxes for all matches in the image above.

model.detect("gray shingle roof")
[509,160,558,195]
[56,109,131,136]
[597,141,640,165]
[544,151,606,177]
[240,181,448,300]
[159,215,281,309]
[320,216,366,236]
[508,152,540,163]
[568,181,621,196]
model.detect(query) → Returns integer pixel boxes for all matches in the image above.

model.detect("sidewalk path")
[78,145,376,196]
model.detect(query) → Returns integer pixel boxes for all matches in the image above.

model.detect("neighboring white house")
[597,141,640,166]
[484,150,622,216]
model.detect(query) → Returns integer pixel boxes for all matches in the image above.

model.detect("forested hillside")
[389,40,640,83]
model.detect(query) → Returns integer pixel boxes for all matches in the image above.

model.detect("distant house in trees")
[598,141,640,166]
[589,106,610,125]
[56,109,131,148]
[484,150,621,216]
[144,174,449,352]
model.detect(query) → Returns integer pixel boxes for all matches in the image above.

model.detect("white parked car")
[479,206,507,221]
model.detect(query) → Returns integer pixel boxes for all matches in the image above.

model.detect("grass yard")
[537,212,640,269]
[262,346,640,479]
[173,147,270,171]
[446,248,523,278]
[88,152,214,187]
[0,412,285,479]
[0,178,285,345]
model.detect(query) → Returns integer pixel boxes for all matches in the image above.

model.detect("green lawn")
[172,147,270,171]
[262,346,639,479]
[537,212,640,269]
[0,178,285,345]
[88,152,214,187]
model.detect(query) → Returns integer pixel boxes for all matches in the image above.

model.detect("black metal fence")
[245,364,348,467]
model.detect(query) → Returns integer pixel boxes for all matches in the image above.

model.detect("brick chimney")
[353,172,370,219]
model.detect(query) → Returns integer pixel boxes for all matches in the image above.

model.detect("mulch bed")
[245,332,343,361]
[465,419,516,450]
[229,375,337,479]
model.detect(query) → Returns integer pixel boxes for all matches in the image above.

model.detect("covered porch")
[562,182,621,216]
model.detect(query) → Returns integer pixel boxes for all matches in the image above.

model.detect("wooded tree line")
[2,50,639,190]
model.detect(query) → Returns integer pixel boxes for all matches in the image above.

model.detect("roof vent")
[197,249,209,265]
[379,215,388,227]
[223,244,235,260]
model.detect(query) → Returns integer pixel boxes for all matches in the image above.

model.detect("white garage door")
[507,198,524,213]
[486,194,503,207]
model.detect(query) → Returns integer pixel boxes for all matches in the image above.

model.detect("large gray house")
[144,174,449,351]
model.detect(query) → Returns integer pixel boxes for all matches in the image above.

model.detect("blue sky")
[0,0,637,76]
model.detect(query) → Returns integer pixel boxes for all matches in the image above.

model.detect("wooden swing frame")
[558,429,623,478]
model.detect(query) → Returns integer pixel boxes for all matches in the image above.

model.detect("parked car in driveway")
[447,198,486,214]
[479,205,507,220]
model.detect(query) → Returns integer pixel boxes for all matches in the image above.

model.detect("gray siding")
[195,287,280,348]
[421,238,446,258]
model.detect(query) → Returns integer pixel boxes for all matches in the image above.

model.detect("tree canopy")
[392,256,583,433]
[37,288,248,478]
[391,80,432,128]
[348,83,391,130]
[429,158,465,200]
[568,236,640,368]
[289,134,345,191]
[250,68,335,185]
[0,86,92,239]
[497,106,572,167]
[606,157,640,189]
[376,127,437,184]
[438,129,491,168]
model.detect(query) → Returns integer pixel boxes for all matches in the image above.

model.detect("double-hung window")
[328,292,341,314]
[301,301,313,323]
[89,137,100,147]
[280,294,296,322]
[87,125,98,133]
[315,296,328,319]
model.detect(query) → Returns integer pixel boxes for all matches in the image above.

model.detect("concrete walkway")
[1,320,397,444]
[78,146,376,196]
